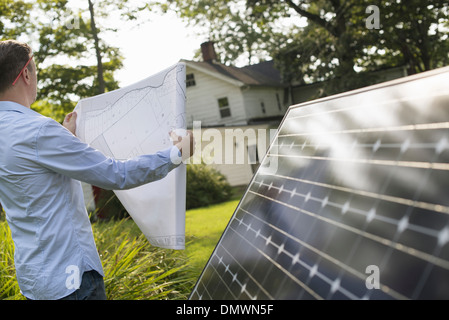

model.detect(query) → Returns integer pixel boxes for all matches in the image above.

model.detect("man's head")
[0,40,37,106]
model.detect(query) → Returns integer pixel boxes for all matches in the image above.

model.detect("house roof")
[183,59,286,88]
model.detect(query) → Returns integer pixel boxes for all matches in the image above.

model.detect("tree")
[155,0,449,96]
[374,0,449,75]
[88,0,106,94]
[154,0,377,93]
[32,0,128,121]
[249,0,449,95]
[0,0,33,38]
[83,0,145,95]
[156,0,279,66]
[247,0,395,94]
[0,0,142,122]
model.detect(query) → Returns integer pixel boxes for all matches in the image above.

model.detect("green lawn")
[185,199,239,276]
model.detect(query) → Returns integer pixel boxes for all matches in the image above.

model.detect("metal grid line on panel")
[190,66,449,300]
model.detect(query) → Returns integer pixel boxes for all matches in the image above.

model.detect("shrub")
[186,163,232,209]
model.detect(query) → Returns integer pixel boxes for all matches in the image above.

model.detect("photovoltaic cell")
[190,66,449,300]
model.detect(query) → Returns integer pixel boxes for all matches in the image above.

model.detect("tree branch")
[284,0,338,37]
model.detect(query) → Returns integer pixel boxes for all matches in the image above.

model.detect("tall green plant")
[0,222,23,300]
[93,219,195,300]
[0,220,194,300]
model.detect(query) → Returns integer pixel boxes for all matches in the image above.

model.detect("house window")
[186,73,196,87]
[218,97,231,118]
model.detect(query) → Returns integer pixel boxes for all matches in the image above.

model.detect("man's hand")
[63,112,77,136]
[170,130,195,161]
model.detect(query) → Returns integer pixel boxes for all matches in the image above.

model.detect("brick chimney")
[201,41,217,62]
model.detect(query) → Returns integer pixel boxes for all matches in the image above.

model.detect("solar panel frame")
[190,66,449,300]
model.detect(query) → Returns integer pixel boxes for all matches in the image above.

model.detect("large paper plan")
[74,62,187,249]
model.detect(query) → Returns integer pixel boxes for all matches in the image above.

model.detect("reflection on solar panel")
[190,66,449,300]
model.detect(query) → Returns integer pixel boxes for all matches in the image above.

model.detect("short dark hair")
[0,40,33,93]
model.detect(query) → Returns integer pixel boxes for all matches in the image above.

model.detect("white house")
[183,41,291,186]
[182,42,290,127]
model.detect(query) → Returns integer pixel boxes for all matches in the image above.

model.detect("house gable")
[184,64,248,127]
[184,61,245,87]
[183,57,289,128]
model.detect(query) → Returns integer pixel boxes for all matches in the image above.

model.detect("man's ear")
[23,67,32,84]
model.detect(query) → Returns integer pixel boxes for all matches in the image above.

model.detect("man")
[0,40,194,300]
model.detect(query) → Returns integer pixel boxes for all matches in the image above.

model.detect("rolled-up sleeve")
[34,118,182,190]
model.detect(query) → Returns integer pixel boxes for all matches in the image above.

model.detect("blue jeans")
[60,270,107,300]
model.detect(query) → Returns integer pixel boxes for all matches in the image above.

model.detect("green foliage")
[159,0,279,65]
[250,0,449,85]
[374,0,449,74]
[93,219,194,300]
[33,0,124,120]
[157,0,449,95]
[1,0,126,122]
[186,163,233,210]
[0,0,33,39]
[0,222,23,300]
[0,219,195,300]
[0,197,241,300]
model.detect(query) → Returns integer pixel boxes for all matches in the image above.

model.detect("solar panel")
[190,66,449,300]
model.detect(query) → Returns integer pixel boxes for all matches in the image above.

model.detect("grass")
[0,196,241,300]
[185,199,239,275]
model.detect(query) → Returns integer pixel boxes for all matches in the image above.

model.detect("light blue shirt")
[0,101,182,300]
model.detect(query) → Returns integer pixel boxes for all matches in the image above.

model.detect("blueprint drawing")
[74,62,187,249]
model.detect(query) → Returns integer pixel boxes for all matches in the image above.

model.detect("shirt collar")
[0,101,40,116]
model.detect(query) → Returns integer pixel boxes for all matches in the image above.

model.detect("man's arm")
[63,110,195,160]
[39,112,194,190]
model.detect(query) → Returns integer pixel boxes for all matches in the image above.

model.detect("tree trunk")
[88,0,106,94]
[88,0,107,214]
